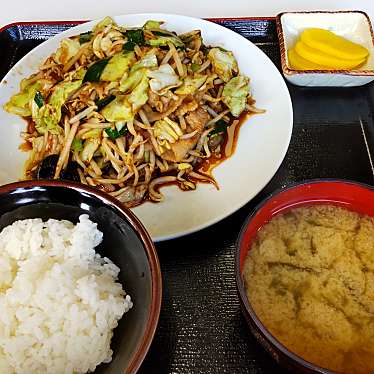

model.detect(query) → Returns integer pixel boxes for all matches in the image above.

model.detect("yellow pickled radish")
[288,48,328,70]
[294,41,366,69]
[300,28,369,61]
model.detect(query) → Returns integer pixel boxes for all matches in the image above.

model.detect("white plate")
[0,14,293,241]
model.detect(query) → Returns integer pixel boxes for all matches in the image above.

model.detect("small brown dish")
[0,180,162,374]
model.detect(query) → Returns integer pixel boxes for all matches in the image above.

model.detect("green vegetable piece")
[79,31,92,44]
[34,91,44,108]
[82,128,102,139]
[175,75,207,95]
[83,58,110,83]
[72,67,87,80]
[125,29,145,45]
[4,81,41,117]
[153,30,176,37]
[131,52,158,72]
[119,53,157,92]
[123,41,135,52]
[209,119,229,137]
[93,16,116,33]
[105,126,128,140]
[208,47,238,82]
[54,38,81,64]
[33,106,56,134]
[34,80,82,134]
[147,35,184,48]
[20,75,38,91]
[180,30,201,43]
[148,63,180,92]
[81,138,100,162]
[48,80,81,113]
[101,95,134,122]
[71,137,83,152]
[222,75,249,117]
[115,121,126,131]
[128,75,149,111]
[153,118,183,142]
[191,63,200,72]
[119,69,144,93]
[95,95,116,111]
[101,52,136,82]
[143,20,162,29]
[7,92,31,112]
[144,150,150,163]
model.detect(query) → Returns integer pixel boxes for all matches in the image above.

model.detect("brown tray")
[1,17,374,374]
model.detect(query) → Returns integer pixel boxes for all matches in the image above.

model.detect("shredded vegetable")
[4,16,263,207]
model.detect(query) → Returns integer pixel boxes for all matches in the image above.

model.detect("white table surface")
[0,0,373,28]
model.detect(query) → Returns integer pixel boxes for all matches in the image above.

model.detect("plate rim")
[0,15,280,34]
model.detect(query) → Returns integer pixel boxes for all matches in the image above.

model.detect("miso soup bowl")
[235,179,374,373]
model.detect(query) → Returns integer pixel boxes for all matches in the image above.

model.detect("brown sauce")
[19,142,32,152]
[25,117,36,134]
[198,111,254,176]
[145,111,257,205]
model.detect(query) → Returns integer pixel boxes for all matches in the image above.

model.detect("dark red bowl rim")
[235,178,374,374]
[0,179,162,374]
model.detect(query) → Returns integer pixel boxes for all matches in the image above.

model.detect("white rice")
[0,214,133,374]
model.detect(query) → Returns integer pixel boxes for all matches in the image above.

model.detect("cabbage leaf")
[222,75,249,117]
[148,64,181,93]
[128,75,149,111]
[81,138,100,163]
[143,20,162,30]
[54,38,81,65]
[175,75,207,95]
[101,95,134,122]
[119,69,144,93]
[131,52,158,72]
[33,80,82,134]
[101,52,136,82]
[147,35,184,48]
[208,48,238,82]
[93,16,116,33]
[3,81,41,117]
[119,52,157,92]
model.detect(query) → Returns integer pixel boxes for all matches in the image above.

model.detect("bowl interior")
[280,11,374,71]
[0,183,160,374]
[239,180,374,271]
[237,180,374,372]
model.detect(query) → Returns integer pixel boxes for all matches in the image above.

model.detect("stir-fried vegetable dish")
[4,17,263,206]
